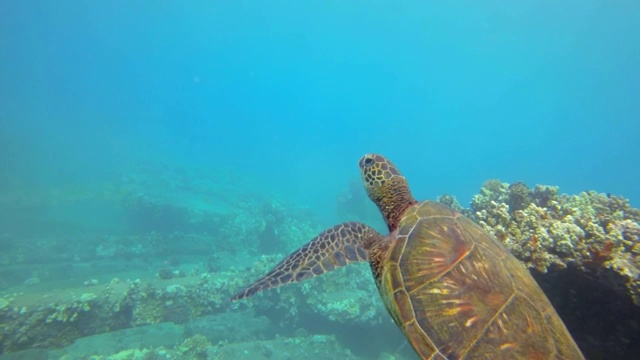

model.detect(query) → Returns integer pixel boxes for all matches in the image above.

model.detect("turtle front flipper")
[232,221,383,300]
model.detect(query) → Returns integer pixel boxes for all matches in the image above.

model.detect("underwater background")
[1,1,639,359]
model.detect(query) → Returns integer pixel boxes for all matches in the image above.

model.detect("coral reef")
[436,194,465,213]
[0,269,246,353]
[163,300,191,325]
[59,332,363,360]
[157,268,175,280]
[207,334,362,360]
[302,265,385,324]
[1,257,371,355]
[507,181,532,213]
[471,179,510,210]
[176,334,210,358]
[470,180,640,305]
[38,309,390,359]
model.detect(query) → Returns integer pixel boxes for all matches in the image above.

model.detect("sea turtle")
[232,154,584,359]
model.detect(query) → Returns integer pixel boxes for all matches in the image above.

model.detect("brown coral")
[587,241,614,265]
[507,182,532,213]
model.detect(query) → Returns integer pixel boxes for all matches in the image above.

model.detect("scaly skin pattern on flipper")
[231,222,382,300]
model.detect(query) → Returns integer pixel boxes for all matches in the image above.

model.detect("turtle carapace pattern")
[232,154,584,360]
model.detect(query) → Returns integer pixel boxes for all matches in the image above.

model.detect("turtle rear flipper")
[231,222,382,300]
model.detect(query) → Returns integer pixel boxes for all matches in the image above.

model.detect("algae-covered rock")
[236,255,384,325]
[104,348,152,360]
[176,334,210,357]
[210,334,361,360]
[0,297,9,310]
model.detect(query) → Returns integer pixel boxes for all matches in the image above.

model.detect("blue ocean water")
[2,1,639,214]
[1,1,639,359]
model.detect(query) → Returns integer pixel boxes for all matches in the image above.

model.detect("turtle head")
[359,154,417,232]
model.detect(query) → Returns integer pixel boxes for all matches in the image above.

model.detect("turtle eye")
[363,157,375,167]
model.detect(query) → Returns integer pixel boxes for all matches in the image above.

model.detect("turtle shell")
[378,201,583,359]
